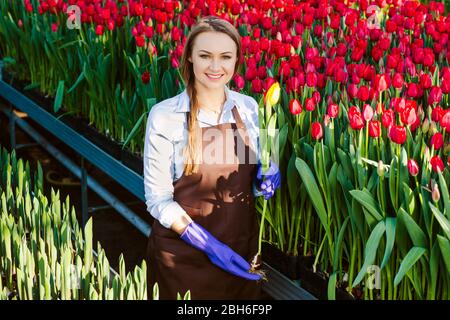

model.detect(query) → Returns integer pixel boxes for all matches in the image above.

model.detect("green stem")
[257,200,267,256]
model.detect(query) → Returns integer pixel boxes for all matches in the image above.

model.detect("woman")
[143,16,281,300]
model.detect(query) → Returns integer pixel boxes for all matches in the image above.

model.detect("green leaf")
[327,272,337,300]
[438,171,450,221]
[380,217,396,270]
[152,283,159,300]
[53,80,65,113]
[402,182,415,214]
[389,156,397,210]
[429,241,440,298]
[429,203,450,241]
[287,153,300,202]
[352,220,385,287]
[398,207,427,248]
[394,247,426,286]
[437,235,450,276]
[23,82,40,91]
[67,71,85,94]
[161,70,174,99]
[349,189,384,222]
[122,112,147,150]
[295,158,332,242]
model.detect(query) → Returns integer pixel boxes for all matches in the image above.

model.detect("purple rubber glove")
[180,221,261,281]
[256,160,281,200]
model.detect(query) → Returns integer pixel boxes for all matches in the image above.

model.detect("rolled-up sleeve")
[143,106,187,229]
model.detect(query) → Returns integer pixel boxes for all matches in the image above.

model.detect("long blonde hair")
[180,16,242,175]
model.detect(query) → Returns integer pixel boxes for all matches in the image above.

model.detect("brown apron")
[146,106,261,300]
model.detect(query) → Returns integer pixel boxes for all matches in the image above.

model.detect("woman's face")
[188,31,238,90]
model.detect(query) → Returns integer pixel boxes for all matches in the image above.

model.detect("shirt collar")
[176,85,238,113]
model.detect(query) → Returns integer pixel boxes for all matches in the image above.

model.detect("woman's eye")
[200,55,231,59]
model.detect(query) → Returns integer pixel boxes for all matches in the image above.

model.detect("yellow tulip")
[265,82,280,107]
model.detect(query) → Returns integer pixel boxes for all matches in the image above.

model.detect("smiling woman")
[143,16,278,300]
[188,31,239,114]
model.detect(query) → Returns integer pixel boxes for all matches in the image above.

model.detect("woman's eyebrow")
[198,50,233,54]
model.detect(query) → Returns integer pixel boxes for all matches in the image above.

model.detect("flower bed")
[0,145,194,300]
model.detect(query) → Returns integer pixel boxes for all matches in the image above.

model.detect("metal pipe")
[2,107,151,237]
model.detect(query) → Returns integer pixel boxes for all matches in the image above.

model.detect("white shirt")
[143,85,263,229]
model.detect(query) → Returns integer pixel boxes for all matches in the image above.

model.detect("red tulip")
[348,83,359,99]
[381,109,395,129]
[428,86,443,105]
[357,86,369,101]
[311,122,323,140]
[289,99,302,115]
[369,120,381,138]
[51,23,58,33]
[233,74,245,90]
[407,159,419,176]
[251,78,263,93]
[430,132,444,150]
[407,83,419,98]
[312,91,321,104]
[432,106,443,122]
[95,25,104,36]
[245,67,257,81]
[420,73,432,89]
[374,74,388,92]
[141,71,150,84]
[401,106,417,126]
[442,78,450,94]
[389,125,407,144]
[440,110,450,132]
[327,103,339,118]
[392,73,404,89]
[306,72,317,87]
[363,104,374,121]
[430,155,445,173]
[305,98,316,112]
[423,48,435,67]
[349,112,365,130]
[135,35,145,47]
[134,3,144,16]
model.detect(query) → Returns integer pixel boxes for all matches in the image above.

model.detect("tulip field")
[1,0,450,300]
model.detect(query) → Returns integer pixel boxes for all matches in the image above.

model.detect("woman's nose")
[209,59,222,70]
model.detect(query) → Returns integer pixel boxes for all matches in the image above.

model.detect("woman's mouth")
[206,73,224,80]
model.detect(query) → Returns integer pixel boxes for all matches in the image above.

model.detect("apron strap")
[231,105,245,129]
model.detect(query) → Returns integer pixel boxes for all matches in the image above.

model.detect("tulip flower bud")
[429,121,438,135]
[444,143,450,155]
[377,160,385,177]
[422,118,430,134]
[407,159,419,176]
[432,182,440,202]
[264,82,280,107]
[323,114,331,127]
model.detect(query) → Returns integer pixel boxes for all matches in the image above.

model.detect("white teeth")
[207,74,223,79]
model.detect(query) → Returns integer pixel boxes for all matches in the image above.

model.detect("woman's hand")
[170,211,193,235]
[256,160,281,200]
[180,221,262,281]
